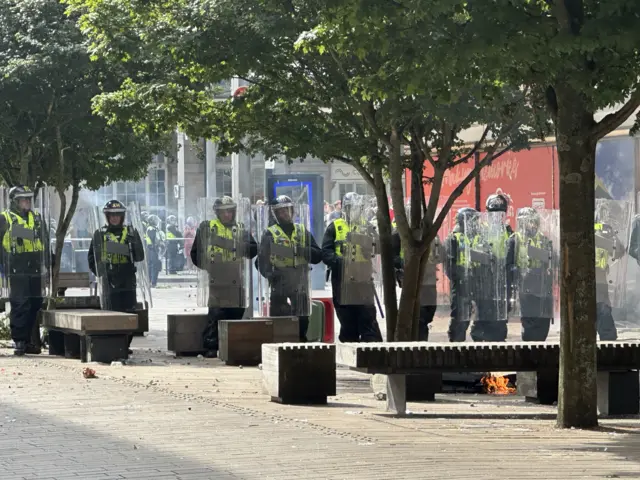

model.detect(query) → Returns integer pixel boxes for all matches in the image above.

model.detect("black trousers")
[597,302,618,340]
[10,295,42,343]
[106,289,138,347]
[419,305,437,341]
[334,301,382,343]
[448,288,507,342]
[521,317,551,341]
[204,307,246,351]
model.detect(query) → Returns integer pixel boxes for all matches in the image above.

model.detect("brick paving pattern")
[0,287,639,479]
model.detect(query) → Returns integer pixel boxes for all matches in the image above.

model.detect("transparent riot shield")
[595,199,632,312]
[45,188,94,297]
[196,197,251,309]
[468,212,508,323]
[511,209,558,320]
[88,203,151,311]
[340,195,378,306]
[1,187,48,306]
[420,236,447,307]
[127,202,153,309]
[255,202,312,317]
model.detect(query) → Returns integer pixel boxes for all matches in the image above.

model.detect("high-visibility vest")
[207,219,240,261]
[334,218,369,262]
[2,211,43,254]
[267,223,306,268]
[594,222,609,270]
[101,227,130,265]
[453,232,481,267]
[515,232,546,269]
[483,222,509,259]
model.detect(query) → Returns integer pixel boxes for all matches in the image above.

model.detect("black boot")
[26,344,41,354]
[14,341,26,356]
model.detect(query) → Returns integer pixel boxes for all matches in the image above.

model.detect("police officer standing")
[87,200,145,352]
[506,208,555,341]
[594,213,626,340]
[473,193,512,341]
[145,215,162,287]
[0,186,50,356]
[445,207,480,342]
[191,196,257,358]
[256,195,322,341]
[322,192,382,342]
[165,215,184,274]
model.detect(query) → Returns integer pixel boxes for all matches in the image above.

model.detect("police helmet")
[270,195,294,224]
[485,193,508,213]
[342,192,360,208]
[517,207,540,231]
[103,200,126,214]
[9,185,34,202]
[456,207,478,225]
[166,215,177,225]
[214,196,237,211]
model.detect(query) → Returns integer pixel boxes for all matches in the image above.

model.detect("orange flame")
[481,375,516,395]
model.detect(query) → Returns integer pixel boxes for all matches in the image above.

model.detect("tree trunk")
[396,243,430,341]
[49,185,80,306]
[372,169,397,341]
[555,90,598,429]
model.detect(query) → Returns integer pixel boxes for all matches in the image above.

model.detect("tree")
[69,0,547,340]
[434,0,640,429]
[0,0,169,297]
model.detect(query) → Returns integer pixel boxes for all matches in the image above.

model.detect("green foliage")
[0,0,170,190]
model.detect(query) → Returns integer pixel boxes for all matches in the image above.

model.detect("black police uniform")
[321,218,383,343]
[190,213,257,356]
[0,196,50,354]
[256,215,322,341]
[87,202,145,347]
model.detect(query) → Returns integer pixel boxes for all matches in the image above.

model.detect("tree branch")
[591,92,640,140]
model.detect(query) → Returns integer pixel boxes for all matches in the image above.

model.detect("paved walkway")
[2,289,640,479]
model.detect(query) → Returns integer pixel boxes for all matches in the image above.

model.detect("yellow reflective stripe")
[102,226,129,264]
[334,218,367,261]
[2,211,43,254]
[267,223,306,267]
[207,219,236,261]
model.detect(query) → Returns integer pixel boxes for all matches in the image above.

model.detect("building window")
[216,155,232,197]
[91,167,167,220]
[338,181,373,200]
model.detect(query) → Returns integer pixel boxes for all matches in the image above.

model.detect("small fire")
[481,375,516,395]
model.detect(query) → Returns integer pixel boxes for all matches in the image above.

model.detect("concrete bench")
[167,313,209,356]
[262,343,336,404]
[218,317,299,366]
[336,341,640,416]
[57,272,91,289]
[42,309,137,363]
[133,302,149,336]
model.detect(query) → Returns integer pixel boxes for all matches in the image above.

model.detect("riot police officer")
[506,207,555,341]
[87,200,145,351]
[0,186,50,356]
[594,216,625,340]
[473,193,511,341]
[165,215,184,274]
[145,214,162,286]
[322,192,383,342]
[444,207,479,342]
[191,196,257,358]
[256,195,322,341]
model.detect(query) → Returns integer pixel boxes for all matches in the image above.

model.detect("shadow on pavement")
[0,400,233,479]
